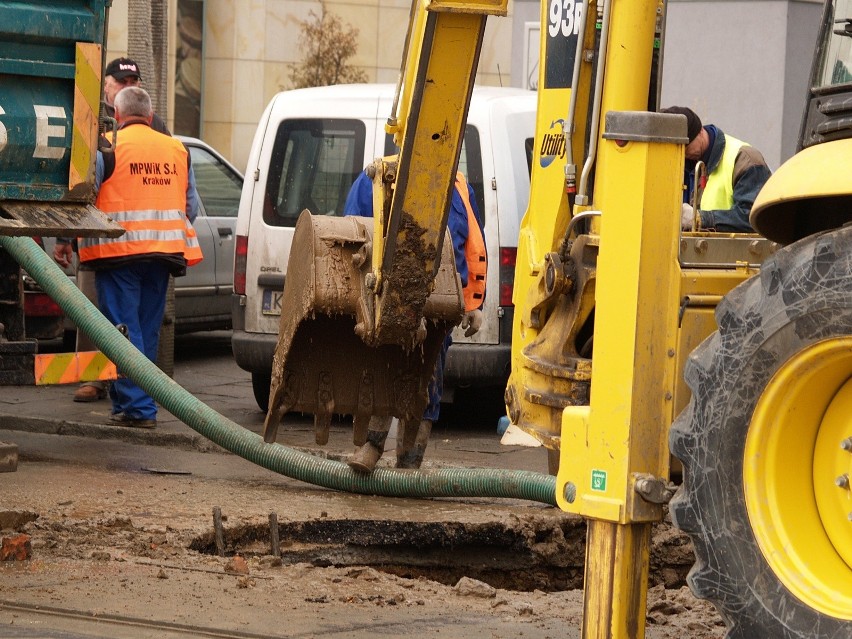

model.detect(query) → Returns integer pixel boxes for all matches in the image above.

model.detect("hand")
[460,309,483,337]
[53,241,73,268]
[681,202,697,230]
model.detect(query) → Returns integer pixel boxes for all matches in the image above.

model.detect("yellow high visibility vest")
[700,133,746,212]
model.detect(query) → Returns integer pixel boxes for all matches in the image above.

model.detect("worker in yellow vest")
[78,86,202,429]
[343,169,487,471]
[663,106,771,232]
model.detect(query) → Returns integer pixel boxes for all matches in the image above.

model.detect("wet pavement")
[0,332,725,639]
[0,330,549,475]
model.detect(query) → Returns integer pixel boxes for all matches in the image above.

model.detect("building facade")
[511,0,823,169]
[106,0,515,171]
[107,0,822,172]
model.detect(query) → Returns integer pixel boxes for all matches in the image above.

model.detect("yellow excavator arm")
[362,0,507,347]
[264,0,852,636]
[262,0,507,445]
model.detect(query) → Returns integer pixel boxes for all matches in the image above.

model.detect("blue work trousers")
[424,334,451,422]
[95,260,170,420]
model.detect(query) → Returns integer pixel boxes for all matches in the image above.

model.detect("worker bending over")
[663,106,771,232]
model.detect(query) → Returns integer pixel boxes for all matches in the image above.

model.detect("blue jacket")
[343,170,482,288]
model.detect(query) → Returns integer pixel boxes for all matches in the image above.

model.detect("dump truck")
[264,0,852,636]
[0,0,121,385]
[0,1,121,470]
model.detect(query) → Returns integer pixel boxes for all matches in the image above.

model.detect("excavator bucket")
[263,210,463,446]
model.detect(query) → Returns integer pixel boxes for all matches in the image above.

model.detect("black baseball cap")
[662,106,702,144]
[105,57,141,81]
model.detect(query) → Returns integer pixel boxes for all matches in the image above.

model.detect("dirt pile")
[0,453,726,638]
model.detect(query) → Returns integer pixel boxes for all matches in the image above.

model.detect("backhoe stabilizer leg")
[553,109,686,639]
[582,520,652,639]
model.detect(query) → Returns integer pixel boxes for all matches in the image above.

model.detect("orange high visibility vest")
[455,172,486,312]
[80,123,203,266]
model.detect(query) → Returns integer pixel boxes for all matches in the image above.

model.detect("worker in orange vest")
[77,86,202,429]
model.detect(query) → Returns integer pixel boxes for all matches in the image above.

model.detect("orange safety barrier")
[34,351,118,385]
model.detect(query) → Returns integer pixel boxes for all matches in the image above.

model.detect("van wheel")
[252,371,272,412]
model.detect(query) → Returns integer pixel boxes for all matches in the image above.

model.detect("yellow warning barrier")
[34,351,118,386]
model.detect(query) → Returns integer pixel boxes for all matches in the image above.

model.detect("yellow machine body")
[503,0,777,636]
[750,137,852,245]
[264,0,852,635]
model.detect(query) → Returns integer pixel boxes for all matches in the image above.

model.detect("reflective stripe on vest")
[80,124,203,265]
[700,133,746,213]
[455,172,487,312]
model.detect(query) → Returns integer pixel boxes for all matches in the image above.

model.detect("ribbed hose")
[2,236,557,506]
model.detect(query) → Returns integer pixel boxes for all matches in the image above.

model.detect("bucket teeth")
[353,414,370,446]
[314,413,331,446]
[262,420,279,444]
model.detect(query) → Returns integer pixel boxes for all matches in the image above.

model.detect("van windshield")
[263,119,366,227]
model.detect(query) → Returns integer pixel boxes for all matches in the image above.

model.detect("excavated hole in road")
[190,515,695,592]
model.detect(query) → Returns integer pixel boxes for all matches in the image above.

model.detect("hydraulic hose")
[2,235,557,506]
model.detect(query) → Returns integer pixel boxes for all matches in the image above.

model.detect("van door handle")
[258,273,285,289]
[218,227,233,237]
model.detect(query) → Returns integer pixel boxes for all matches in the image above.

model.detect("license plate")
[261,288,283,316]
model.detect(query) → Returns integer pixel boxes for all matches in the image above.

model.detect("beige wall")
[106,0,515,171]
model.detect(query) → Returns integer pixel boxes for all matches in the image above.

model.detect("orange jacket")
[80,123,202,267]
[455,172,486,312]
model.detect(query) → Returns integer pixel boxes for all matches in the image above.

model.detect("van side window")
[383,125,485,226]
[264,119,366,227]
[459,127,484,228]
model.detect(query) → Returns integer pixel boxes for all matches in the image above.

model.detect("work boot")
[108,413,157,429]
[347,441,383,473]
[347,416,392,473]
[73,382,107,402]
[396,419,432,469]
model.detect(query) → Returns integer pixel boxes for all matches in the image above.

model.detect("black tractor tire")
[670,225,852,638]
[252,370,272,413]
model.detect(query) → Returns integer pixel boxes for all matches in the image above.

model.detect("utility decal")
[539,118,566,168]
[591,469,607,492]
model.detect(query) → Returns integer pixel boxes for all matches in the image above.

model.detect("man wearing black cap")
[53,57,172,403]
[662,106,771,232]
[103,57,169,135]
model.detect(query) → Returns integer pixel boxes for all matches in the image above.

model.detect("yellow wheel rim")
[746,337,852,619]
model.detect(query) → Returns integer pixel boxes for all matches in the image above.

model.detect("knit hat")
[662,106,702,143]
[105,57,141,81]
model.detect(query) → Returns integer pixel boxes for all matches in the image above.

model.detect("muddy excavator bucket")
[263,211,464,446]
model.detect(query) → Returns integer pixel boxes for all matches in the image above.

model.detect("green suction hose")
[2,235,557,506]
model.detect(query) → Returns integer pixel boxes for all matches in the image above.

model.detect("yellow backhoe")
[265,0,852,637]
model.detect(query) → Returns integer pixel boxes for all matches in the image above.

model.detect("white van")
[232,83,535,411]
